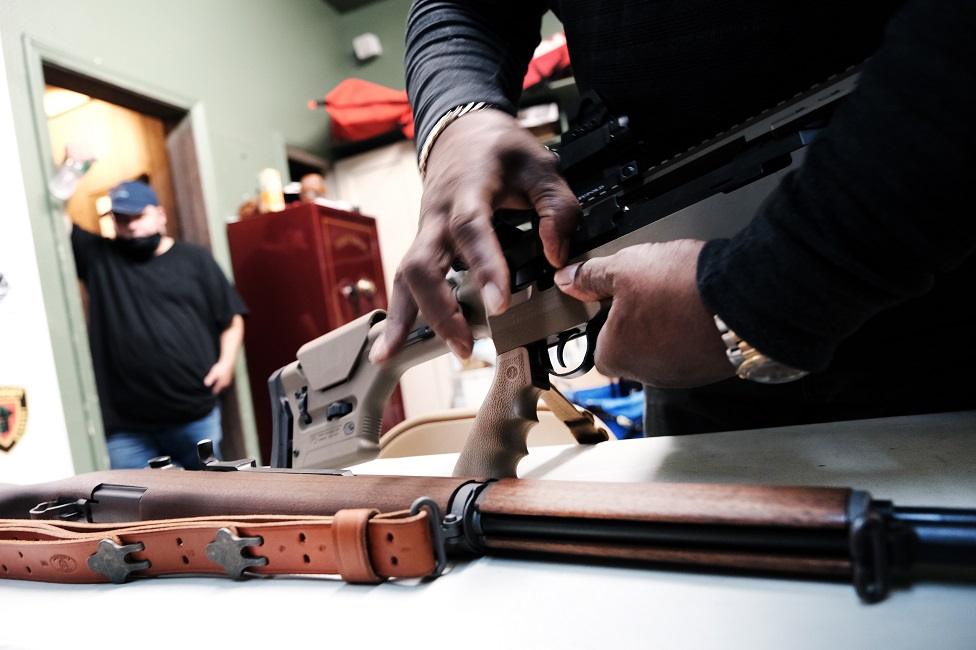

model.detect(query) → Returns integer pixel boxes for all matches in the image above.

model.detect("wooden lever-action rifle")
[2,461,975,602]
[269,68,865,478]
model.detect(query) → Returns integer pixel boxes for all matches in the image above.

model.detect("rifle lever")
[30,484,147,523]
[29,497,90,521]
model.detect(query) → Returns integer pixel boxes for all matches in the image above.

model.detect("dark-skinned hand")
[554,240,734,388]
[370,109,579,363]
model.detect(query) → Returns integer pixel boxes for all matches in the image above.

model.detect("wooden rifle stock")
[2,468,974,602]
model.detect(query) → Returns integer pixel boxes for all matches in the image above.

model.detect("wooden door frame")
[20,36,259,471]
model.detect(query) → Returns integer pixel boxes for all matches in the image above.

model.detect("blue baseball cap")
[109,180,159,215]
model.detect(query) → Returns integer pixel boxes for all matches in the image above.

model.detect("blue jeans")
[107,406,222,469]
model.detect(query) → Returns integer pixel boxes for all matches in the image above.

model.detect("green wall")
[333,0,413,90]
[334,0,565,90]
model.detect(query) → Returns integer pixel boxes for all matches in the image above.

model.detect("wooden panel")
[485,538,852,576]
[320,210,389,322]
[141,114,179,239]
[165,116,210,247]
[479,480,850,528]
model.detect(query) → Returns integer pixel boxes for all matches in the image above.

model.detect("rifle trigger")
[546,305,610,379]
[573,304,610,377]
[556,337,569,370]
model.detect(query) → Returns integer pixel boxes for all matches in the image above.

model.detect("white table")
[2,411,975,650]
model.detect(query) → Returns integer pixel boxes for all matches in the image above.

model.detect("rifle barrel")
[892,506,976,565]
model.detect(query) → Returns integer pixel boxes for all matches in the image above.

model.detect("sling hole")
[26,566,32,574]
[176,537,183,547]
[181,555,190,565]
[299,532,306,543]
[303,554,311,564]
[318,544,326,552]
[17,551,23,559]
[386,533,394,543]
[1,564,7,572]
[391,556,398,566]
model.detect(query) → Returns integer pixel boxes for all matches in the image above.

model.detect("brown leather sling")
[0,509,439,584]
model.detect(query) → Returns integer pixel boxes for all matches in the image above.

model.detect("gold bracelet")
[417,102,492,179]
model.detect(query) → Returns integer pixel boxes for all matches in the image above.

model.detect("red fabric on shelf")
[523,32,571,90]
[324,78,415,143]
[320,32,569,144]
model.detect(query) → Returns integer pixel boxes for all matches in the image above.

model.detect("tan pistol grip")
[454,347,544,478]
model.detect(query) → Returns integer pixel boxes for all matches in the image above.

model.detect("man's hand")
[554,240,734,388]
[206,315,244,395]
[370,109,580,363]
[203,360,235,395]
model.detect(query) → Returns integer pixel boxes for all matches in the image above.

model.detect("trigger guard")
[546,307,609,379]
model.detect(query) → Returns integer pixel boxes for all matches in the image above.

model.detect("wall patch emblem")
[0,386,28,452]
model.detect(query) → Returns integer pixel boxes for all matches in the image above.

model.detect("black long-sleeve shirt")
[406,0,976,432]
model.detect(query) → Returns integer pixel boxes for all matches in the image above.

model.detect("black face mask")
[113,234,162,260]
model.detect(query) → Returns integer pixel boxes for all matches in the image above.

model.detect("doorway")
[41,62,251,463]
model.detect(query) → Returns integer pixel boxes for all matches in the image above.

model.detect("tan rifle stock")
[273,287,606,478]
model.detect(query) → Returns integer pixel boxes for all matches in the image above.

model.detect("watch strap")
[714,315,810,384]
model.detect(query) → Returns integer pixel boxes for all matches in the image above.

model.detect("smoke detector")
[353,33,383,62]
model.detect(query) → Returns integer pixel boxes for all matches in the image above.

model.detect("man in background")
[70,179,247,468]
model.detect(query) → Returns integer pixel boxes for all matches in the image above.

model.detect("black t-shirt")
[71,226,248,432]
